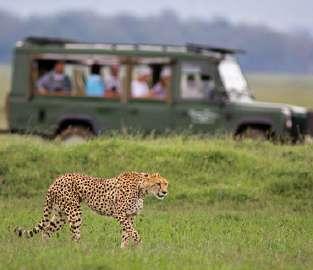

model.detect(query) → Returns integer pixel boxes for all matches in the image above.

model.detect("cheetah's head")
[140,172,168,200]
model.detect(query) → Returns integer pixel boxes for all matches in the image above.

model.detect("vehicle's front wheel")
[236,127,269,140]
[57,126,94,143]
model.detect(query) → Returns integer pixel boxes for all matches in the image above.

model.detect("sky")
[0,0,312,33]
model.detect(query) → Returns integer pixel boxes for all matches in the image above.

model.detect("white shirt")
[131,80,149,98]
[106,76,121,92]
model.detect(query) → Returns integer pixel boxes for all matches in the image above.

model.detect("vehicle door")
[27,54,125,136]
[172,60,228,134]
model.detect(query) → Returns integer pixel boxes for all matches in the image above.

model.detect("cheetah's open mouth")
[156,192,167,200]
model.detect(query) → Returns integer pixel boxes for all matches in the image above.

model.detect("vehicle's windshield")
[218,56,252,102]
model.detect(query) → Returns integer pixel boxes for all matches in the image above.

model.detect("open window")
[31,54,128,100]
[180,62,217,102]
[130,57,173,102]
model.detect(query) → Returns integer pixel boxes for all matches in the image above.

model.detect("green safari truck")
[7,37,313,141]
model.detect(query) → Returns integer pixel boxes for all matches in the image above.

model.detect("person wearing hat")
[131,66,152,98]
[152,67,172,100]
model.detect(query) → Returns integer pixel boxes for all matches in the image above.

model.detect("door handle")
[38,109,46,122]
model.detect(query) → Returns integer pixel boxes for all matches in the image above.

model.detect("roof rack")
[22,36,187,52]
[186,43,245,55]
[24,36,78,46]
[21,37,244,56]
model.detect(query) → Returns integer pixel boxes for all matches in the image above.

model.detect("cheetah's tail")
[15,195,53,238]
[14,221,45,238]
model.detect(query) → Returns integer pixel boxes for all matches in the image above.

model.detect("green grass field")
[1,135,313,269]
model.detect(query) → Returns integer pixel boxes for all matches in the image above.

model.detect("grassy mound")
[1,135,313,206]
[1,135,313,269]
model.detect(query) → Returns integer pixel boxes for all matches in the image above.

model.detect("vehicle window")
[130,58,172,101]
[31,54,126,100]
[180,63,216,101]
[218,56,252,102]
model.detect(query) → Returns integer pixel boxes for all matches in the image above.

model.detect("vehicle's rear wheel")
[57,126,94,144]
[237,127,268,140]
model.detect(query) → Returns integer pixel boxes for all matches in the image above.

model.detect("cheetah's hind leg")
[64,204,82,242]
[42,207,67,239]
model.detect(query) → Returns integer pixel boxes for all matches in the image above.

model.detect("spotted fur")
[15,172,168,247]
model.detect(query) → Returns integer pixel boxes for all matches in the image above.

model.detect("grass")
[1,135,313,269]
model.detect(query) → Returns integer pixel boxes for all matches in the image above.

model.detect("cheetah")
[15,172,168,248]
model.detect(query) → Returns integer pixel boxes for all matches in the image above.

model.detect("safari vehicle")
[7,37,313,141]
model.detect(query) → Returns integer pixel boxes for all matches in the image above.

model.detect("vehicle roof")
[15,36,244,61]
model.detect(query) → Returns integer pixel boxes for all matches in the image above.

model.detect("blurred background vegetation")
[0,9,313,73]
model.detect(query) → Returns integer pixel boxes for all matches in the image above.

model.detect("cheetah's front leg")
[116,215,141,248]
[127,216,141,246]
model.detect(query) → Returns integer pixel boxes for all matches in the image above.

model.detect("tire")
[57,126,94,144]
[237,127,268,141]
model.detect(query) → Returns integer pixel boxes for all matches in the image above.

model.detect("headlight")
[282,107,292,128]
